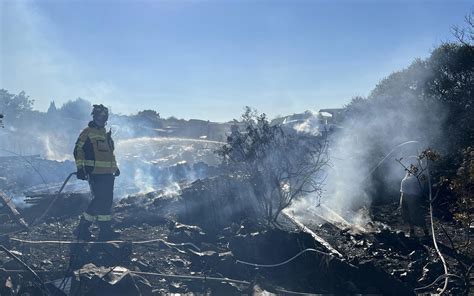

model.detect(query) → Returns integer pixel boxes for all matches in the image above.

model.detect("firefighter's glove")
[76,168,88,180]
[114,168,121,177]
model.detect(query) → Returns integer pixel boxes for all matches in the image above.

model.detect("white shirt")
[400,174,422,195]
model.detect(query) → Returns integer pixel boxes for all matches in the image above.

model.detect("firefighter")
[400,170,429,237]
[73,104,120,240]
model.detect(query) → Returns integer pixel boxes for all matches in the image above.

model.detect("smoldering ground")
[289,67,446,231]
[0,102,226,205]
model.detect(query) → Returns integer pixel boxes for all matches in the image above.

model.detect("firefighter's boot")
[98,221,120,241]
[74,218,92,241]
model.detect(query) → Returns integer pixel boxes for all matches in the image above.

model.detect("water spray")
[362,140,419,181]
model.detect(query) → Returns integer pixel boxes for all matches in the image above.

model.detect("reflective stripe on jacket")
[74,124,118,175]
[83,212,112,222]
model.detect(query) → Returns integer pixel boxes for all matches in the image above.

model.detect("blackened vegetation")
[217,107,329,224]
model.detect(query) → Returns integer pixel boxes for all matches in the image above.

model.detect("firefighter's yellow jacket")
[74,122,118,175]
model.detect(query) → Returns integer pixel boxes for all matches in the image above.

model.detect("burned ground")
[0,168,472,295]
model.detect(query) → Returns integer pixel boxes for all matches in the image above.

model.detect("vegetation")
[450,147,474,232]
[344,16,473,222]
[218,107,329,224]
[0,90,34,124]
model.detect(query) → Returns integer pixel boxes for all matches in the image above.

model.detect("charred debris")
[0,109,471,296]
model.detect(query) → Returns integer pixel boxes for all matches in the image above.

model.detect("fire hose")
[9,237,201,252]
[30,171,77,226]
[1,172,77,236]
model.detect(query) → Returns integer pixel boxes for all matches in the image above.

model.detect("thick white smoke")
[289,87,445,232]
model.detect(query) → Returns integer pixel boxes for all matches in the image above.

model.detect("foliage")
[0,89,34,122]
[345,40,473,176]
[348,41,472,143]
[449,147,474,230]
[396,148,442,189]
[131,109,163,130]
[425,43,474,153]
[343,96,369,117]
[47,101,58,114]
[136,109,160,119]
[59,98,92,120]
[452,11,474,47]
[218,107,329,223]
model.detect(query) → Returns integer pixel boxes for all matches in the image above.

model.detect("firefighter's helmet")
[91,104,109,119]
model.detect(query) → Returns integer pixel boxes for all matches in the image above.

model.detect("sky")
[0,0,472,122]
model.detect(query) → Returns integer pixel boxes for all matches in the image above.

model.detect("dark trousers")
[400,193,427,227]
[85,174,115,219]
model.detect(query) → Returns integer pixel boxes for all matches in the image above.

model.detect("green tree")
[425,43,474,152]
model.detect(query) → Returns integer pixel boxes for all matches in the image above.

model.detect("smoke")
[293,115,323,136]
[162,181,181,197]
[43,134,73,161]
[1,118,224,205]
[115,136,222,196]
[289,67,446,232]
[0,88,227,200]
[134,167,156,194]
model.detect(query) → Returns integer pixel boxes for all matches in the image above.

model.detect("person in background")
[400,169,429,237]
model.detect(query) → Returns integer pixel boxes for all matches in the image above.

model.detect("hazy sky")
[1,0,472,122]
